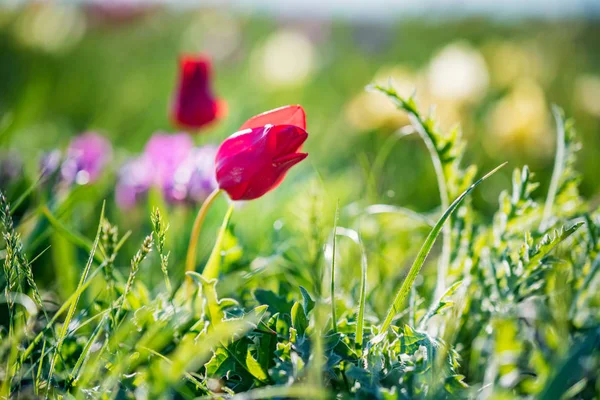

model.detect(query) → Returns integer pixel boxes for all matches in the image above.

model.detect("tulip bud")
[216,105,308,200]
[170,55,225,130]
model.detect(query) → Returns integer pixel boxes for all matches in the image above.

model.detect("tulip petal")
[240,105,306,131]
[215,127,268,165]
[272,152,308,167]
[270,125,308,158]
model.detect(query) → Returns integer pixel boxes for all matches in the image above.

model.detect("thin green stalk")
[10,174,43,214]
[46,202,105,396]
[373,163,506,344]
[201,203,234,280]
[540,106,566,231]
[330,200,340,333]
[185,188,223,290]
[114,234,153,324]
[35,338,47,395]
[151,208,171,292]
[308,301,326,391]
[68,312,109,388]
[100,219,119,308]
[408,113,451,301]
[335,227,368,353]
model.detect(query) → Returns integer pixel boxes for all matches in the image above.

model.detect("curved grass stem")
[540,106,566,232]
[184,188,223,289]
[369,84,452,300]
[407,113,451,301]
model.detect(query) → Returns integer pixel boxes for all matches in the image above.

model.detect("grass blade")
[540,106,566,231]
[372,162,506,344]
[335,227,368,353]
[330,200,340,333]
[10,175,43,214]
[46,202,105,395]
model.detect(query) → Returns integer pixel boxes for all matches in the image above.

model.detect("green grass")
[1,82,599,398]
[1,8,600,398]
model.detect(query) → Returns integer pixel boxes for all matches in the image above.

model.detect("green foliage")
[1,97,599,399]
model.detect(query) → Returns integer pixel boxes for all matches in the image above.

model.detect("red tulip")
[170,55,226,130]
[215,105,308,200]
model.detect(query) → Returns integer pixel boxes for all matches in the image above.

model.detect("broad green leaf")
[291,302,308,336]
[245,350,268,381]
[299,286,315,316]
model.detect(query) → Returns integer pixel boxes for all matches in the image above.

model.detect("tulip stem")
[185,188,223,288]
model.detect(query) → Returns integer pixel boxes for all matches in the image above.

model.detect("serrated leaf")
[419,280,462,328]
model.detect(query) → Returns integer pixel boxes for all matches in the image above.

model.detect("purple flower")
[39,150,62,180]
[168,146,218,204]
[115,132,218,208]
[61,132,112,185]
[0,151,23,188]
[115,156,152,209]
[143,132,194,188]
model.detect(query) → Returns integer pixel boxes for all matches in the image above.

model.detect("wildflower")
[170,55,226,130]
[255,30,316,89]
[168,146,218,204]
[215,105,308,200]
[115,157,152,209]
[61,132,112,185]
[427,41,489,104]
[115,133,217,208]
[143,132,194,191]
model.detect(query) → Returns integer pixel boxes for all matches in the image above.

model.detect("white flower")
[254,30,316,89]
[428,42,489,103]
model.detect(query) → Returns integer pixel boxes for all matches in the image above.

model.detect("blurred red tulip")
[215,106,308,200]
[171,55,225,130]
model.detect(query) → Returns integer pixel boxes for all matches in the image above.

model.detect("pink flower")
[115,133,217,208]
[61,132,112,185]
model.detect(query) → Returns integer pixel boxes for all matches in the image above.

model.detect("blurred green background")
[1,4,599,293]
